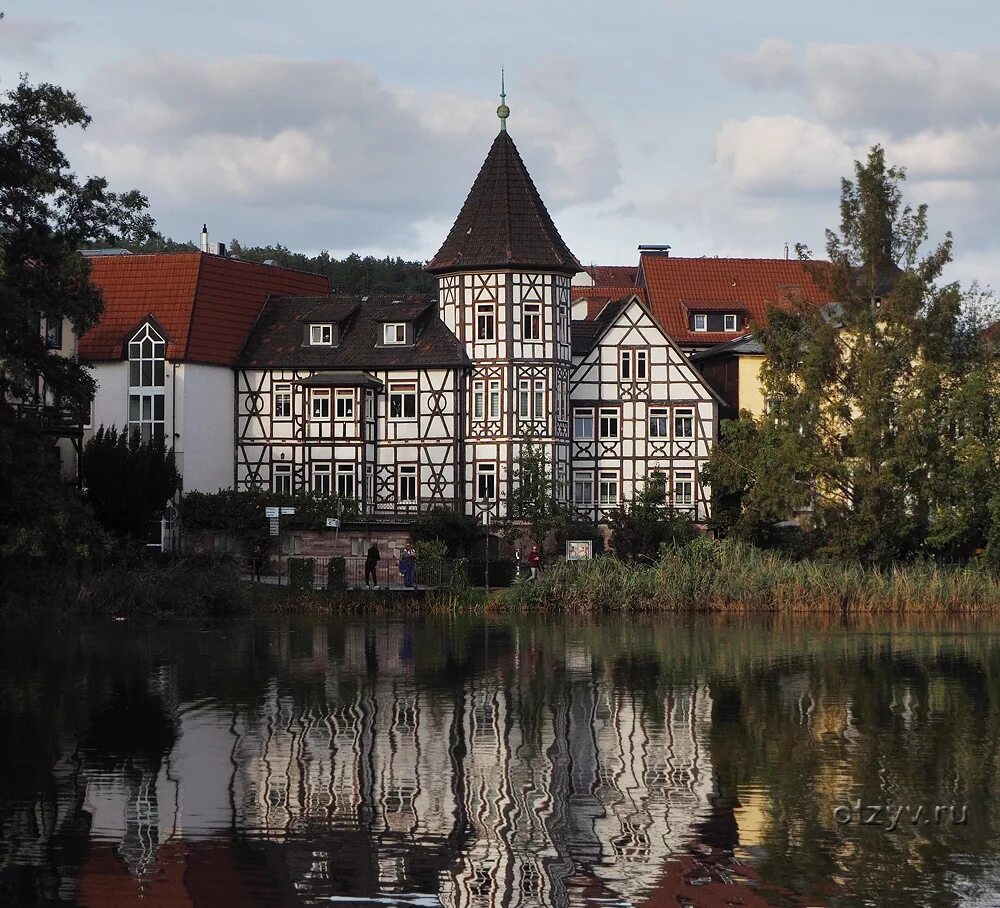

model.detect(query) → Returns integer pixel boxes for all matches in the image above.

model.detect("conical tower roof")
[426,130,581,275]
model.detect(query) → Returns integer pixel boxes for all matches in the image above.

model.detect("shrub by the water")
[327,556,347,591]
[288,557,316,591]
[498,539,1000,612]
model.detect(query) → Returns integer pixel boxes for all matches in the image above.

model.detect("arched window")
[127,323,166,442]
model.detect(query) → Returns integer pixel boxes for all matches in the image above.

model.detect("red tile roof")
[639,254,832,346]
[78,253,331,364]
[586,264,637,286]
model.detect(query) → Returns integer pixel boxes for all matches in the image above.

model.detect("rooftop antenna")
[497,67,509,132]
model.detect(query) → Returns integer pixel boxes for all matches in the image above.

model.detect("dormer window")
[383,322,406,345]
[693,314,707,332]
[724,313,739,332]
[310,324,333,346]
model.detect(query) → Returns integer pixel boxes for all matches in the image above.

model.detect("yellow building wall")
[738,354,767,418]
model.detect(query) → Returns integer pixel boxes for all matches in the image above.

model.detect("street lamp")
[475,497,493,593]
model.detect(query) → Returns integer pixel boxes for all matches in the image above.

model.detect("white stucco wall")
[177,363,234,493]
[86,361,131,439]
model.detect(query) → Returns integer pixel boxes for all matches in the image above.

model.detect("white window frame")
[311,389,331,420]
[476,463,497,501]
[599,407,619,440]
[620,349,632,381]
[574,407,594,441]
[635,349,648,380]
[128,392,165,443]
[533,378,544,418]
[388,382,417,421]
[649,408,670,438]
[273,463,292,495]
[273,383,292,420]
[398,464,418,504]
[336,462,356,499]
[383,322,406,345]
[310,323,333,346]
[598,471,619,507]
[693,314,707,332]
[312,462,332,495]
[334,389,354,421]
[724,313,738,332]
[519,378,531,419]
[522,303,541,341]
[476,303,496,341]
[489,379,501,420]
[573,470,594,506]
[128,323,166,389]
[674,407,695,440]
[473,380,485,420]
[673,470,695,508]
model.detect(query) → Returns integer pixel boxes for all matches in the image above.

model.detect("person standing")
[528,545,540,580]
[401,544,417,588]
[365,541,381,589]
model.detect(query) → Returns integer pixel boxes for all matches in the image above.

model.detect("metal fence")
[246,556,522,590]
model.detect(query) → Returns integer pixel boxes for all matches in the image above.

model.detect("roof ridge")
[182,252,207,360]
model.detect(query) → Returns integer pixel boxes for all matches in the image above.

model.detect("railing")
[5,401,85,436]
[362,499,464,523]
[247,556,520,590]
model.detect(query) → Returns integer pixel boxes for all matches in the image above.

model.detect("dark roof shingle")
[426,131,580,275]
[239,293,470,370]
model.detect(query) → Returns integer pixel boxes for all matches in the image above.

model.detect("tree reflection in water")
[0,615,998,906]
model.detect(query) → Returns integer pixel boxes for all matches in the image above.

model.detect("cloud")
[0,15,74,64]
[728,40,1000,135]
[79,55,619,252]
[725,38,801,92]
[714,115,855,195]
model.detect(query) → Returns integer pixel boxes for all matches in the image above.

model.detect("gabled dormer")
[298,299,361,348]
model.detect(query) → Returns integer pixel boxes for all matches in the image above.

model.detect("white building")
[78,251,330,493]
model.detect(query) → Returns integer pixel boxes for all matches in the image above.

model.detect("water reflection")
[2,617,1000,906]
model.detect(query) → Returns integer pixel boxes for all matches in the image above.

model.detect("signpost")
[264,506,295,584]
[566,540,593,561]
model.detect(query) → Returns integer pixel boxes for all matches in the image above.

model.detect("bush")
[468,559,517,587]
[288,557,316,590]
[411,508,479,556]
[327,556,346,591]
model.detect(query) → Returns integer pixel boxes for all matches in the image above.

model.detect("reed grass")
[496,539,1000,613]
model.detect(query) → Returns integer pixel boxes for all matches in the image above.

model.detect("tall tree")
[0,78,155,410]
[710,146,975,562]
[0,77,155,553]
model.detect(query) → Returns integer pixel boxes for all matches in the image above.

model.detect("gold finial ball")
[497,103,510,121]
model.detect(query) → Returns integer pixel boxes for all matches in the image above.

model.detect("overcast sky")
[2,1,997,288]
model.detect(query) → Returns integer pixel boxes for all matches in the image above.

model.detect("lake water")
[1,614,999,907]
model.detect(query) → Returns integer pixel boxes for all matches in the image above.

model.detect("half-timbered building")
[236,294,469,518]
[233,104,720,531]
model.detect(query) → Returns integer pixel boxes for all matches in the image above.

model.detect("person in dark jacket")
[365,542,381,589]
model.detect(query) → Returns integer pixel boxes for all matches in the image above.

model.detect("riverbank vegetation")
[497,539,1000,613]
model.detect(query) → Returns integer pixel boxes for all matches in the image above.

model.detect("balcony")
[5,402,85,438]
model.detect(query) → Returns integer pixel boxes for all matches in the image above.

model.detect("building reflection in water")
[72,623,724,907]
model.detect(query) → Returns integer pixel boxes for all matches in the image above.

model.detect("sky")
[2,1,998,289]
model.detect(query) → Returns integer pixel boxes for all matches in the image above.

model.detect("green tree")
[607,473,698,559]
[82,426,179,539]
[724,146,971,563]
[0,77,154,557]
[500,437,570,550]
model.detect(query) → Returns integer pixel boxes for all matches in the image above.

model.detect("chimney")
[200,224,209,253]
[637,244,671,257]
[210,241,226,257]
[784,243,790,260]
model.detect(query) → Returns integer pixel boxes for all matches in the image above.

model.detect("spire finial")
[497,68,509,131]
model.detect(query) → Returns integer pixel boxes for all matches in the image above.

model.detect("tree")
[723,146,973,563]
[499,437,570,550]
[0,77,155,554]
[411,507,479,557]
[82,426,179,539]
[607,474,698,559]
[0,78,155,410]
